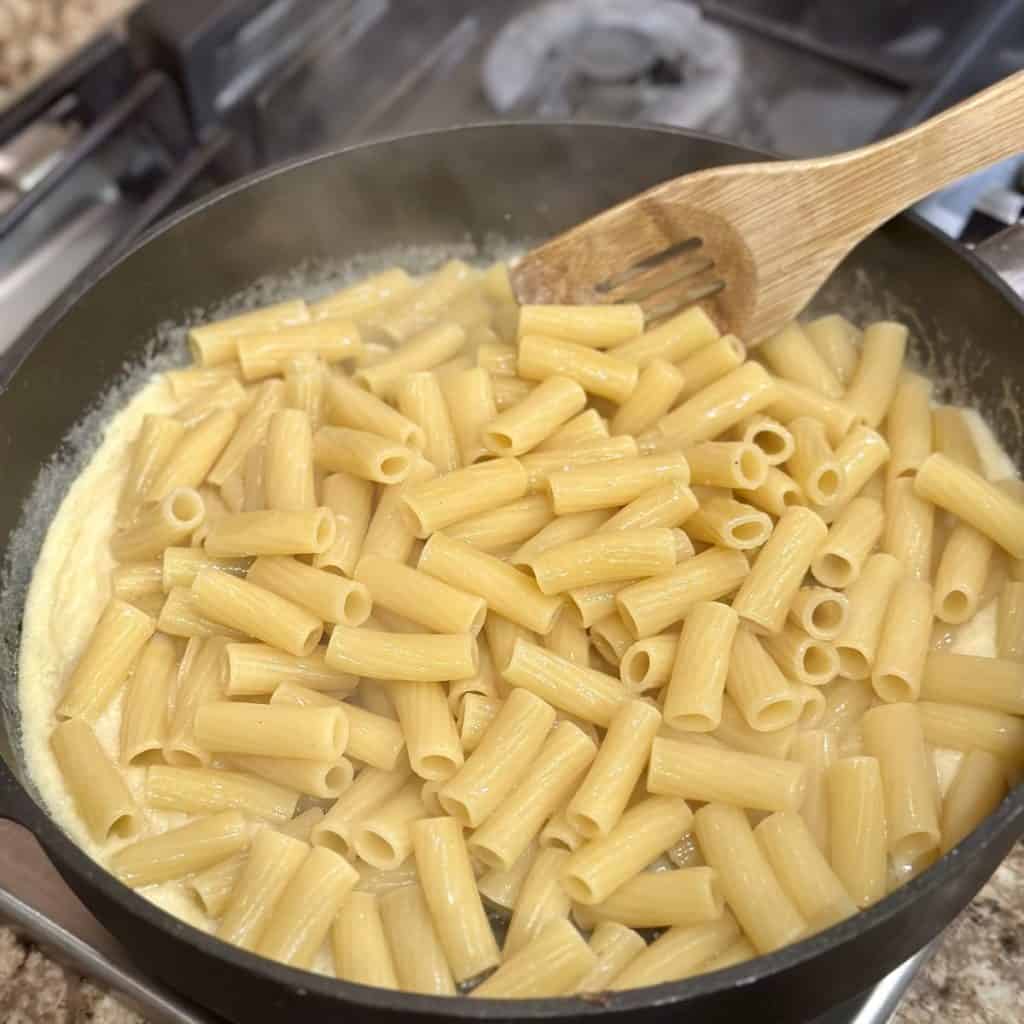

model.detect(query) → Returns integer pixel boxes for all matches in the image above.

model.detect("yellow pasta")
[803,313,860,384]
[117,414,187,525]
[528,527,677,594]
[255,846,358,968]
[649,734,805,812]
[468,722,597,872]
[694,803,805,953]
[941,750,1009,853]
[57,599,155,721]
[732,414,795,466]
[412,817,500,982]
[379,882,456,995]
[192,567,323,656]
[918,651,1024,716]
[332,891,399,988]
[613,306,719,367]
[396,370,460,473]
[419,532,563,634]
[51,719,142,842]
[616,546,749,638]
[883,477,934,580]
[915,453,1024,558]
[111,811,248,887]
[146,409,239,501]
[871,578,932,702]
[208,379,285,487]
[194,701,347,760]
[237,318,362,381]
[789,729,837,853]
[111,488,206,562]
[502,639,626,726]
[224,643,355,697]
[203,507,336,557]
[483,375,587,456]
[566,699,661,837]
[657,362,779,445]
[575,922,646,993]
[932,405,982,472]
[120,633,177,765]
[519,334,639,403]
[786,416,844,507]
[843,321,908,426]
[438,688,556,828]
[864,703,940,861]
[834,552,902,680]
[684,442,768,491]
[562,795,693,905]
[732,507,827,634]
[754,811,855,931]
[676,334,745,399]
[188,299,309,366]
[356,322,467,398]
[517,303,644,347]
[610,359,686,437]
[145,765,299,821]
[323,371,425,448]
[387,681,464,781]
[759,322,842,398]
[503,847,572,955]
[353,553,485,635]
[608,916,742,990]
[247,555,371,625]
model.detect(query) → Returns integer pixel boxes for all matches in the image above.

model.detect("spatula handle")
[833,69,1024,230]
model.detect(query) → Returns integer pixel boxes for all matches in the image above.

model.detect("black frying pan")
[1,123,1022,1024]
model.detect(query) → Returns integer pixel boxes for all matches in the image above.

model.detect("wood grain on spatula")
[512,71,1024,343]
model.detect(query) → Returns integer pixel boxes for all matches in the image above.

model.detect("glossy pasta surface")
[19,257,1023,999]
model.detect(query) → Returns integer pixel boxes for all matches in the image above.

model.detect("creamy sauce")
[15,352,1020,969]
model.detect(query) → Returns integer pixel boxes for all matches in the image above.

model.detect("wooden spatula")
[512,70,1024,342]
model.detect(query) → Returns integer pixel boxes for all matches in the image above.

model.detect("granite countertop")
[1,842,1021,1023]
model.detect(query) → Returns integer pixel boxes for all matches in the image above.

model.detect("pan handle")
[973,222,1024,298]
[0,749,35,827]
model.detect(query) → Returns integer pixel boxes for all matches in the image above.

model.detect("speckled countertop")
[2,843,1021,1024]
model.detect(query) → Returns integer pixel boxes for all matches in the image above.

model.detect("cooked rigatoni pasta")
[648,735,805,812]
[528,527,678,594]
[396,371,460,473]
[23,258,1024,1002]
[883,477,934,580]
[120,633,177,765]
[439,688,555,827]
[842,321,908,427]
[518,303,644,347]
[468,722,597,871]
[224,643,356,696]
[562,796,693,905]
[111,488,205,562]
[566,699,661,837]
[759,322,843,398]
[915,453,1024,558]
[519,335,638,404]
[732,507,827,634]
[810,495,883,588]
[354,553,485,634]
[51,719,142,841]
[803,313,860,384]
[418,532,562,634]
[833,552,902,680]
[683,442,768,491]
[656,362,779,446]
[610,359,686,437]
[616,546,748,638]
[732,414,794,466]
[676,334,745,398]
[56,599,155,721]
[693,803,806,954]
[662,601,738,731]
[413,817,500,982]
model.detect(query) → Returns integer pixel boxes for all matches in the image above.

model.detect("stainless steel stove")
[1,1,1020,1019]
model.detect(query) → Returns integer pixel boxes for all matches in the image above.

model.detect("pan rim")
[4,119,1024,1018]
